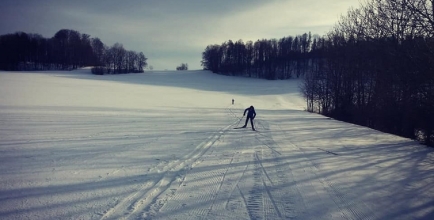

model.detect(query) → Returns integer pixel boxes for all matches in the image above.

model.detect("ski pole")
[235,115,244,127]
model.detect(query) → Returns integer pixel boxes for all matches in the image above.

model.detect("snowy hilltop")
[0,69,433,219]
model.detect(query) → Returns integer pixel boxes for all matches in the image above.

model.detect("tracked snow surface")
[0,69,433,220]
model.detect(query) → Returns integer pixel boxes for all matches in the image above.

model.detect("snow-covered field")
[0,69,433,220]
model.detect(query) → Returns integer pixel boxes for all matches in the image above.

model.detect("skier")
[232,99,234,105]
[242,106,256,130]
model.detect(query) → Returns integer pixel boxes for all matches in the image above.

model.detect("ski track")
[2,71,432,220]
[5,104,384,220]
[148,111,312,219]
[253,120,306,219]
[277,124,378,220]
[100,123,234,220]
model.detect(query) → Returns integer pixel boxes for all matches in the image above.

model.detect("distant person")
[232,99,234,105]
[242,106,256,130]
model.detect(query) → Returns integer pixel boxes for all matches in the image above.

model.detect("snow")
[0,69,433,220]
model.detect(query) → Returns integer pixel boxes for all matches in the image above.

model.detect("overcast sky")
[0,0,360,70]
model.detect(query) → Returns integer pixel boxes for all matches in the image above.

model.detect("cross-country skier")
[242,106,256,130]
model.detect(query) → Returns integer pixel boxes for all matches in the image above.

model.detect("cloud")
[216,0,359,42]
[0,0,360,70]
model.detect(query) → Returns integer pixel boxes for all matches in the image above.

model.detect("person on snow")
[242,106,256,130]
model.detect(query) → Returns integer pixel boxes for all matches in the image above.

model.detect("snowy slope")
[0,69,433,220]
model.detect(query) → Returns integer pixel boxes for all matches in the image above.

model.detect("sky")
[0,0,361,70]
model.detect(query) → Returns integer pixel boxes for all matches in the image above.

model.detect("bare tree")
[300,0,434,145]
[137,52,147,72]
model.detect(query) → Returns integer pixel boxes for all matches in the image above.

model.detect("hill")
[0,69,433,219]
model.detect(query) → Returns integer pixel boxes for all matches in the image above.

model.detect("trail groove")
[100,124,232,220]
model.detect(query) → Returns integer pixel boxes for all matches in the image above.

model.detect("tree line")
[303,0,434,146]
[201,33,314,80]
[201,0,434,146]
[0,29,147,74]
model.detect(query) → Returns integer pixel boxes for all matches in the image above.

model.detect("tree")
[201,44,222,73]
[0,29,148,74]
[91,37,105,66]
[200,33,314,79]
[176,63,188,70]
[300,0,434,146]
[137,52,147,72]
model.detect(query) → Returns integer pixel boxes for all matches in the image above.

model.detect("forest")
[0,29,147,74]
[201,0,434,146]
[201,33,313,80]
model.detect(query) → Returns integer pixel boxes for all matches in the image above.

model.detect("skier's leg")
[251,118,255,130]
[242,117,249,128]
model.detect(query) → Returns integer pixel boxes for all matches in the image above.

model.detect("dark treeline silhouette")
[176,63,188,70]
[201,33,314,80]
[202,0,434,146]
[0,29,147,74]
[301,0,434,146]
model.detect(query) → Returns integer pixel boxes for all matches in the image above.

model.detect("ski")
[233,127,257,131]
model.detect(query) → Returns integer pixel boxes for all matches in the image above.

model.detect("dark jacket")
[244,106,256,118]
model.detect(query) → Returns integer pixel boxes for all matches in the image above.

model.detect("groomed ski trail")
[101,106,382,220]
[100,123,234,220]
[144,113,365,219]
